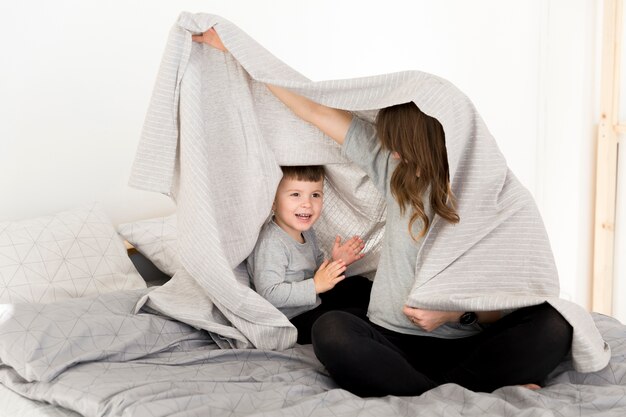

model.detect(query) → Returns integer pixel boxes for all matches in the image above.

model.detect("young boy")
[247,165,372,344]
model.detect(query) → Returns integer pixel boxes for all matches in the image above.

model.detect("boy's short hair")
[280,165,325,182]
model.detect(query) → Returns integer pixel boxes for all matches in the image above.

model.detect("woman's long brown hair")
[376,102,459,240]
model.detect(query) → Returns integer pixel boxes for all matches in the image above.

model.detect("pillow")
[0,204,146,304]
[117,214,181,276]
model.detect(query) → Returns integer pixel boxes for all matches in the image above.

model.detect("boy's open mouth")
[296,214,312,220]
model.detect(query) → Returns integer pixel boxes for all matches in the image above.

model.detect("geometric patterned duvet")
[1,289,625,417]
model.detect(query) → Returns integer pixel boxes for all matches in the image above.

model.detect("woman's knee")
[536,304,572,336]
[312,311,357,341]
[311,311,366,358]
[524,303,573,354]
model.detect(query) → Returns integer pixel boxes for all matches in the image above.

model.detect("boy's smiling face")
[272,177,324,242]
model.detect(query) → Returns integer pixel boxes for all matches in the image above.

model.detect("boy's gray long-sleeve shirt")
[247,221,324,319]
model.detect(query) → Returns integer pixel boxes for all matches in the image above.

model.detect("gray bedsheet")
[0,289,625,416]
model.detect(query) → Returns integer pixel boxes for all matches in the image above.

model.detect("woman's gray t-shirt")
[342,116,480,338]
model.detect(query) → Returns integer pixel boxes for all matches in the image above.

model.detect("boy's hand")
[331,235,365,266]
[314,259,346,294]
[191,28,226,51]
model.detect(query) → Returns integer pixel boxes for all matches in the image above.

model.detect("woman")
[193,28,573,397]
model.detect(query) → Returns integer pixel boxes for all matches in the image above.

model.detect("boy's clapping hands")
[313,259,346,294]
[332,235,365,266]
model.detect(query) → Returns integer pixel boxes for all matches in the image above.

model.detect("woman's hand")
[313,259,346,294]
[331,235,365,266]
[191,28,226,52]
[403,306,459,332]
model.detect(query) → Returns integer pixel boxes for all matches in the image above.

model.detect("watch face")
[460,312,477,325]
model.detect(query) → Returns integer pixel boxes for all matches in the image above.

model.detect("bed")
[0,292,625,417]
[0,205,625,417]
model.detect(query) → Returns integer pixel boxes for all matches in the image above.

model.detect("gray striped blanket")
[130,12,609,372]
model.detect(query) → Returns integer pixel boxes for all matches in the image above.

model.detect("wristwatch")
[459,311,478,326]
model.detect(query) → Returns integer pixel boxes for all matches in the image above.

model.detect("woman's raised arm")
[265,84,352,145]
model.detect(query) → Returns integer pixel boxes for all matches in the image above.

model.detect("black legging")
[311,302,573,397]
[290,276,373,344]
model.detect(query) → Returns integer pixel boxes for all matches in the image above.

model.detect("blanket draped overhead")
[130,12,610,372]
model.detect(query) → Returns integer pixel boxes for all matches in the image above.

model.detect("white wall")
[0,0,603,311]
[535,0,601,310]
